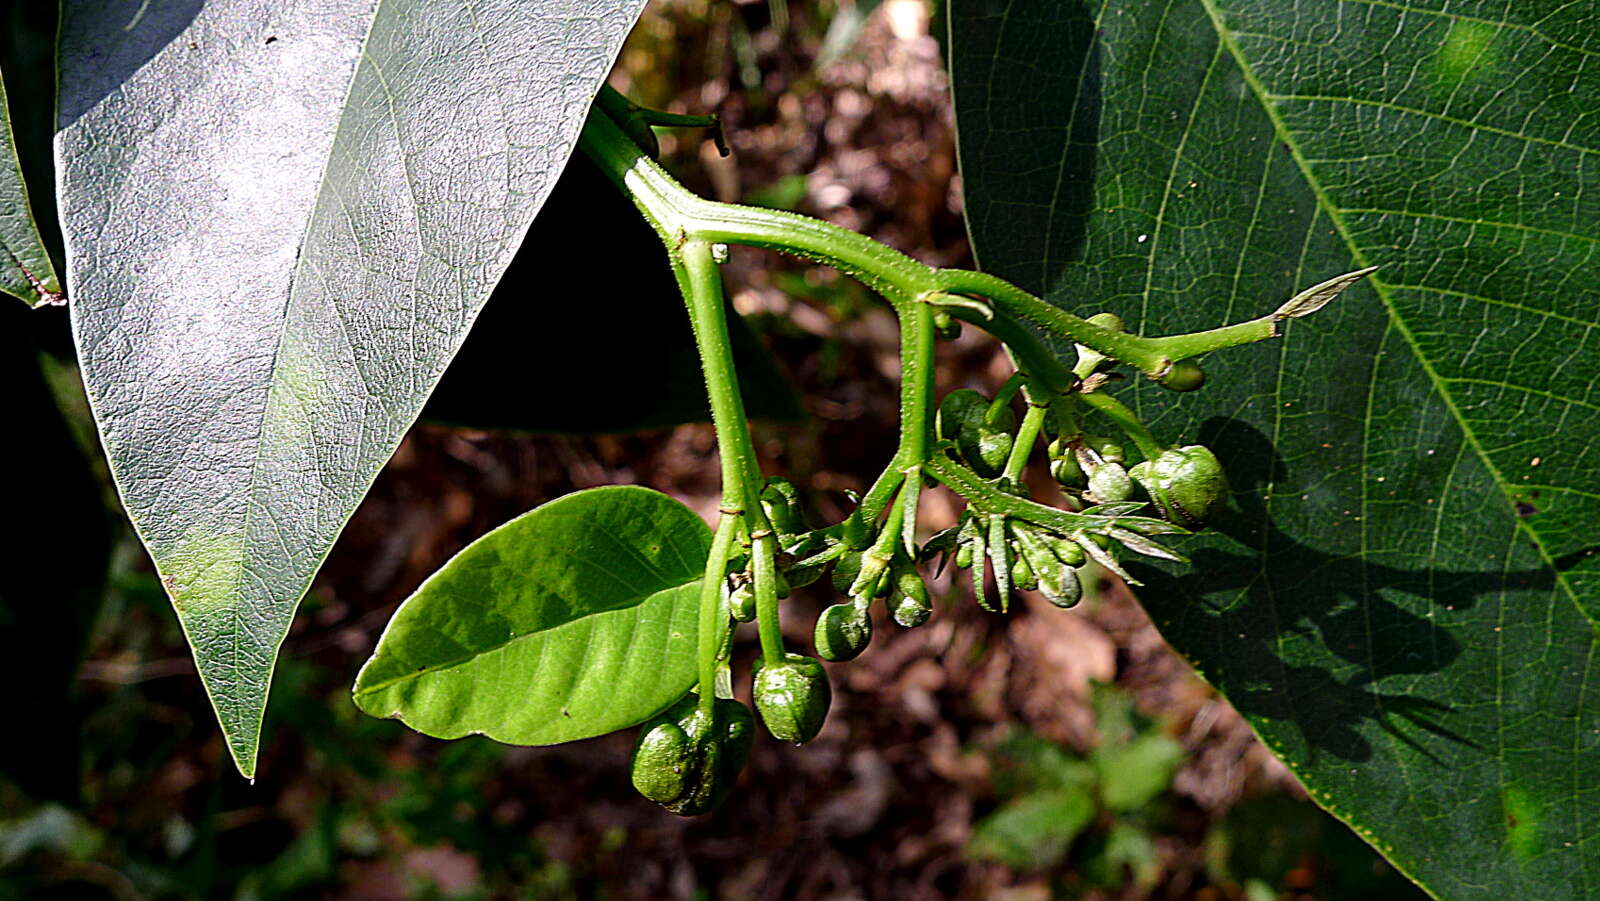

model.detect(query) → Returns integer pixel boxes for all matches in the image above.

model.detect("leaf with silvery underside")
[57,0,649,778]
[353,486,711,746]
[952,0,1600,895]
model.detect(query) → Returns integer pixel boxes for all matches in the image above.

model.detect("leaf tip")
[224,730,260,781]
[1272,265,1380,321]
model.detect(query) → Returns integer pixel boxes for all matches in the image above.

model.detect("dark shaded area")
[1,1,66,276]
[1132,417,1577,764]
[0,302,109,802]
[425,152,803,435]
[55,0,204,127]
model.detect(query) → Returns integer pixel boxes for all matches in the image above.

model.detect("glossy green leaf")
[57,0,648,777]
[0,66,60,307]
[353,485,710,745]
[952,0,1600,895]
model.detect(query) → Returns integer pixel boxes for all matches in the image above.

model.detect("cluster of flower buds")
[925,513,1088,611]
[635,309,1234,814]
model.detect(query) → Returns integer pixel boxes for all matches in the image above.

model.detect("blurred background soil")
[1,2,1426,899]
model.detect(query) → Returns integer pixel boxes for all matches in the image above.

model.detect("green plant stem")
[858,466,906,527]
[750,528,783,664]
[930,270,1280,376]
[695,515,739,716]
[987,372,1025,422]
[1079,391,1164,462]
[673,240,786,676]
[859,301,937,521]
[674,242,757,505]
[948,306,1075,394]
[579,93,1289,378]
[1003,399,1047,483]
[925,452,1179,538]
[858,477,915,590]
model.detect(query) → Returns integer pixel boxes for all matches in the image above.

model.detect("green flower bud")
[891,565,932,627]
[1006,523,1081,609]
[1159,358,1205,392]
[933,310,962,341]
[760,478,805,535]
[1075,314,1125,374]
[1010,541,1037,591]
[967,425,1014,478]
[1131,445,1229,526]
[729,579,757,623]
[815,602,872,661]
[631,695,755,816]
[753,654,832,744]
[941,388,1019,478]
[630,719,691,803]
[937,388,989,441]
[1049,438,1088,486]
[1036,560,1083,609]
[1085,436,1125,465]
[1047,535,1086,567]
[1088,461,1134,502]
[719,700,756,776]
[893,593,932,628]
[1050,457,1085,488]
[1087,311,1125,332]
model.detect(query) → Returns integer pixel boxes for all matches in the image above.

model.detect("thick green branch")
[579,92,1295,375]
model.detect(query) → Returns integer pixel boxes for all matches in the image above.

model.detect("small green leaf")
[968,788,1097,870]
[0,67,60,307]
[1093,732,1184,814]
[353,485,711,745]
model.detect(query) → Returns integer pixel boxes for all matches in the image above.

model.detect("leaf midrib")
[352,578,698,698]
[210,2,386,775]
[1195,0,1600,635]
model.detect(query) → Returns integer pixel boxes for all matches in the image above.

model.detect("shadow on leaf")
[1129,417,1586,765]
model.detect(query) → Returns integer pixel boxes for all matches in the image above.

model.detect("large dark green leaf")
[0,67,59,307]
[57,0,648,777]
[952,0,1600,896]
[353,485,709,744]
